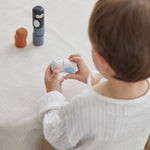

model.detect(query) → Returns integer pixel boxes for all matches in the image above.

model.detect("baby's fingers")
[69,56,82,63]
[59,76,65,85]
[65,73,79,80]
[68,54,81,59]
[45,64,52,78]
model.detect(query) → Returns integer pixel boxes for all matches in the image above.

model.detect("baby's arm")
[38,91,73,150]
[40,64,79,149]
[38,92,82,150]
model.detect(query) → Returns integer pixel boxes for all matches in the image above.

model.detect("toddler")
[38,0,150,149]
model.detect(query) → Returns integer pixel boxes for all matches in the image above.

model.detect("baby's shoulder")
[70,88,94,104]
[63,88,96,114]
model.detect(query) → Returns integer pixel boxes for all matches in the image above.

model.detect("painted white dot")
[34,20,40,28]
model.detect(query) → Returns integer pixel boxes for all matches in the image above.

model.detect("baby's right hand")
[65,54,90,84]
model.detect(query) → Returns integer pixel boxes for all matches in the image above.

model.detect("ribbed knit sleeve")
[38,91,81,149]
[42,109,76,149]
[38,91,68,122]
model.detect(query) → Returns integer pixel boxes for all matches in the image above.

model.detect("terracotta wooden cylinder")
[15,28,27,48]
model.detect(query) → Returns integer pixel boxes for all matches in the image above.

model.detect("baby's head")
[88,0,150,82]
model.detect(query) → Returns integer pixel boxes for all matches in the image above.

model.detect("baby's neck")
[93,78,149,100]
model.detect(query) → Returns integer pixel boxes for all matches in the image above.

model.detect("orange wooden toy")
[15,28,27,48]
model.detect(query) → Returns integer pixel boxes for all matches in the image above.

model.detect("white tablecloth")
[0,0,97,149]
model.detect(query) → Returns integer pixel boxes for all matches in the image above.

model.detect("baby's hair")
[88,0,150,82]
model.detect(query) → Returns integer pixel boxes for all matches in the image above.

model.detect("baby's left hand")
[44,64,65,93]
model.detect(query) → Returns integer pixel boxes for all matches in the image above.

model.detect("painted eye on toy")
[36,15,39,18]
[36,14,44,19]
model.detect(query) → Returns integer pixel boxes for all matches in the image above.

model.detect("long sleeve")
[38,91,68,122]
[38,91,79,150]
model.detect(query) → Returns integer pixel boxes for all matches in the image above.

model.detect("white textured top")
[38,72,150,150]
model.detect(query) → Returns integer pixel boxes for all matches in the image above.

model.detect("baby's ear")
[95,52,116,77]
[95,52,109,73]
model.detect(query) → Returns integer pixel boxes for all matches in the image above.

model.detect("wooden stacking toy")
[15,28,27,48]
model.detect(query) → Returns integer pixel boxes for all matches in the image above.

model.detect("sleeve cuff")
[38,91,68,122]
[87,71,101,87]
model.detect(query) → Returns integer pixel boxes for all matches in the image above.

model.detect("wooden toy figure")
[15,27,27,48]
[32,6,45,46]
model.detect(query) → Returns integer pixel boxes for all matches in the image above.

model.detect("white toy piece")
[51,58,78,73]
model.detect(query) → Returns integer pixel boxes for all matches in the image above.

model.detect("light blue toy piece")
[33,26,44,46]
[64,67,75,73]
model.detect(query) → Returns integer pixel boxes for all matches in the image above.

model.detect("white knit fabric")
[38,73,150,150]
[38,91,68,122]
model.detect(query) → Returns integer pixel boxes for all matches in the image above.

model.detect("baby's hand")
[45,64,65,93]
[65,54,90,83]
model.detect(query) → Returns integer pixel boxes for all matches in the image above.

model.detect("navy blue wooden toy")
[32,6,45,46]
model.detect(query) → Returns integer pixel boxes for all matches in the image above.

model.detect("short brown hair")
[88,0,150,82]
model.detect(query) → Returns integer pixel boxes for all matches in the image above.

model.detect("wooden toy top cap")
[16,28,27,37]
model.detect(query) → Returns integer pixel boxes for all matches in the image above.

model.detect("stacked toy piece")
[32,6,45,46]
[15,28,27,48]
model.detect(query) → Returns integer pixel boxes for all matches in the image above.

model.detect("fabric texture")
[38,91,68,122]
[38,72,150,150]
